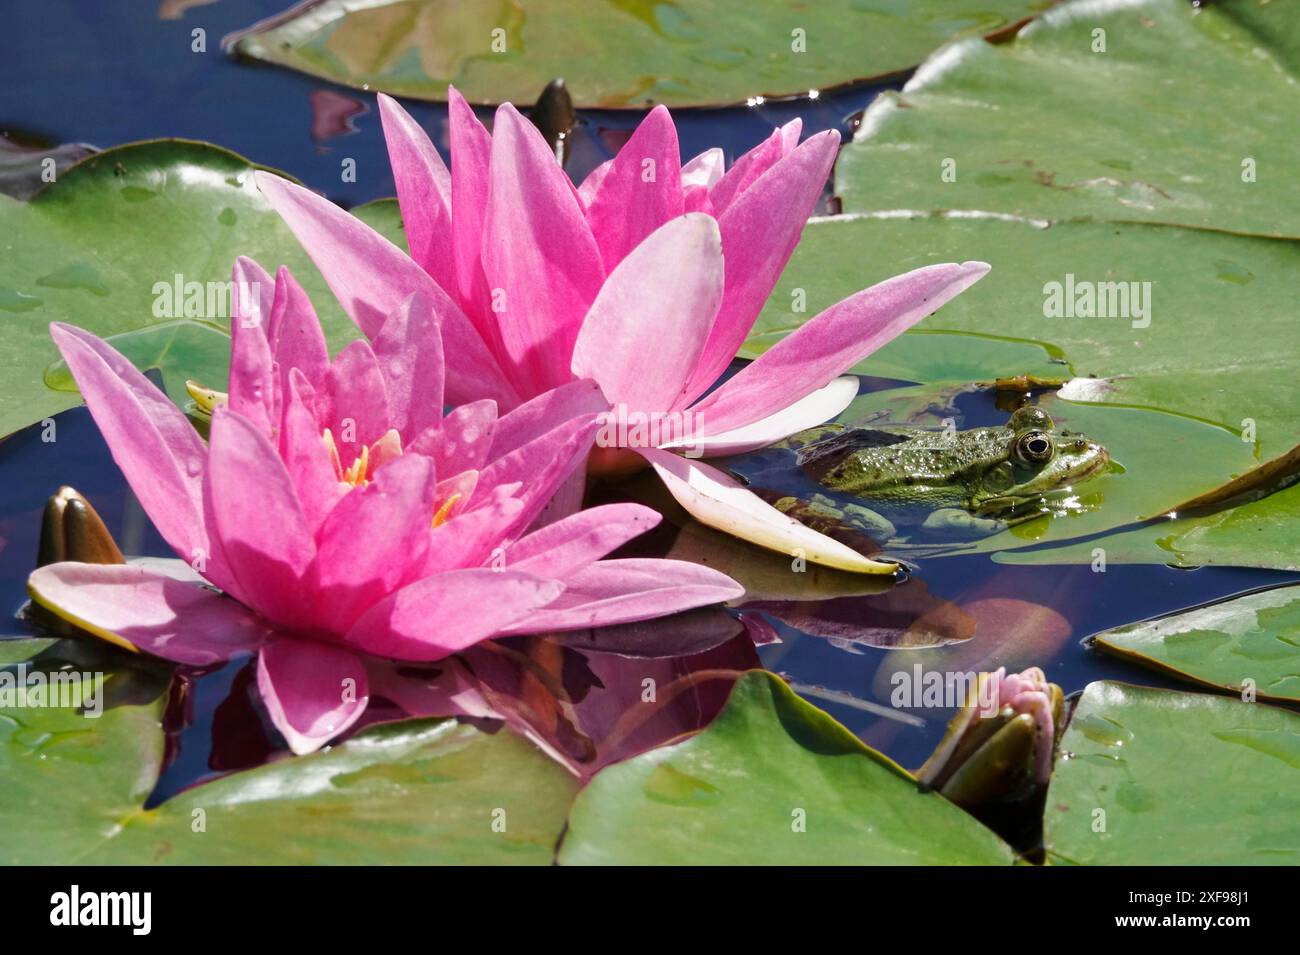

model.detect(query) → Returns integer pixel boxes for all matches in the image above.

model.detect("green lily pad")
[994,481,1300,571]
[0,645,577,864]
[1044,681,1300,865]
[43,320,232,413]
[0,638,56,665]
[0,141,403,438]
[750,213,1300,460]
[837,0,1300,238]
[232,0,1044,109]
[1092,585,1300,704]
[100,719,577,864]
[0,655,168,865]
[1219,0,1300,75]
[557,670,1015,864]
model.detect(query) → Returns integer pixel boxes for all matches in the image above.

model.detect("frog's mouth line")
[973,453,1112,518]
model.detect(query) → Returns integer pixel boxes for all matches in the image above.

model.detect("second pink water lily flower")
[255,87,988,571]
[27,263,741,754]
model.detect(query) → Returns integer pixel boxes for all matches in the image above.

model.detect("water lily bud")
[917,666,1064,810]
[37,486,125,568]
[530,78,576,165]
[32,487,125,638]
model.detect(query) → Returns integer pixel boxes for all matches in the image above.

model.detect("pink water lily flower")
[255,87,988,572]
[27,262,741,754]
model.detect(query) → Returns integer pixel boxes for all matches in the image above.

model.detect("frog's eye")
[1014,430,1055,466]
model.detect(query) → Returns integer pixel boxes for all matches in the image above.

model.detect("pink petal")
[268,266,329,406]
[48,324,219,580]
[229,257,276,435]
[371,292,444,440]
[280,370,343,533]
[577,157,613,207]
[681,147,724,190]
[639,448,897,574]
[434,468,479,513]
[420,483,525,574]
[488,378,607,460]
[309,453,437,633]
[447,86,496,329]
[681,129,840,404]
[204,407,317,626]
[507,503,661,578]
[526,464,587,529]
[481,104,605,394]
[257,637,369,755]
[27,562,270,666]
[407,398,498,476]
[377,92,454,292]
[682,184,714,215]
[254,170,517,408]
[674,377,859,456]
[478,412,602,538]
[779,118,804,154]
[708,119,801,215]
[571,213,722,413]
[320,339,391,463]
[689,262,991,434]
[583,105,684,269]
[344,569,563,661]
[494,558,743,635]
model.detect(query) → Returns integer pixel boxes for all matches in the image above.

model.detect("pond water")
[2,0,1296,810]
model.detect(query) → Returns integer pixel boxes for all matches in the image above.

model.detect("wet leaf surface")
[232,0,1043,109]
[1092,584,1300,704]
[1044,681,1300,865]
[837,0,1300,237]
[747,213,1300,460]
[559,670,1017,864]
[0,642,577,864]
[0,142,402,437]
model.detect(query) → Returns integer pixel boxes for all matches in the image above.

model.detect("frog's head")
[969,407,1109,518]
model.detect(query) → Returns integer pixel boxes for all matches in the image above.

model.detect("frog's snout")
[1066,438,1109,478]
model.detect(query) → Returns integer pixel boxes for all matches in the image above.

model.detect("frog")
[774,406,1109,539]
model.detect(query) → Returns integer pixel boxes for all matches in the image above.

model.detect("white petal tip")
[641,449,899,576]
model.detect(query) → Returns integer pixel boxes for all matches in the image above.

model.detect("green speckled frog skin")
[782,406,1109,535]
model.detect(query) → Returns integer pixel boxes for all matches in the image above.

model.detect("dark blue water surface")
[3,1,1296,799]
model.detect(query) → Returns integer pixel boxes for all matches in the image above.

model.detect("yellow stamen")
[341,443,370,487]
[432,494,461,528]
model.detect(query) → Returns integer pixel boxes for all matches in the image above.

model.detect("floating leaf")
[231,0,1044,109]
[0,652,167,865]
[995,482,1300,571]
[0,142,403,437]
[749,213,1300,460]
[0,644,577,864]
[558,670,1015,864]
[1092,585,1300,704]
[837,0,1300,238]
[1155,442,1300,517]
[42,321,231,427]
[1043,681,1300,865]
